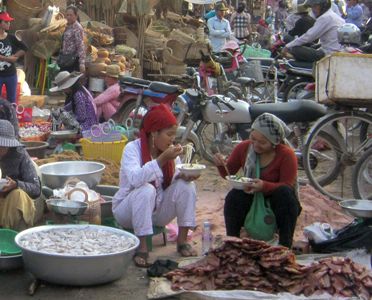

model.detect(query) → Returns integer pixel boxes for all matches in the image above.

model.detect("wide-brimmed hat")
[49,71,83,92]
[215,2,229,11]
[0,120,22,148]
[100,64,122,78]
[0,12,14,22]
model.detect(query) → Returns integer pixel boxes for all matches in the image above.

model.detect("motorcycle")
[112,76,184,125]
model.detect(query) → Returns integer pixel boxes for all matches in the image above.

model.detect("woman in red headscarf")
[112,104,199,267]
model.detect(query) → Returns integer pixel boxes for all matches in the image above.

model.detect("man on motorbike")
[284,0,316,43]
[345,0,363,28]
[207,2,233,52]
[282,0,345,62]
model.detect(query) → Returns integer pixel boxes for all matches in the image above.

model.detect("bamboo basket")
[163,48,184,65]
[163,64,186,75]
[7,0,46,31]
[166,39,187,61]
[169,29,195,45]
[143,60,162,72]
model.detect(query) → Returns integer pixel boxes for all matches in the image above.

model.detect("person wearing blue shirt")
[207,2,232,52]
[345,0,363,28]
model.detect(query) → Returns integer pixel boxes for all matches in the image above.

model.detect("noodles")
[183,143,195,165]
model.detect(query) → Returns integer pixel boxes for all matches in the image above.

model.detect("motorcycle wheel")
[283,78,313,102]
[351,146,372,200]
[116,99,148,130]
[197,121,239,163]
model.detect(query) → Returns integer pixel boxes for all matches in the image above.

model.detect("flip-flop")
[133,252,152,268]
[177,243,197,257]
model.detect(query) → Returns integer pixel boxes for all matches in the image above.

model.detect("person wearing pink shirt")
[93,65,122,121]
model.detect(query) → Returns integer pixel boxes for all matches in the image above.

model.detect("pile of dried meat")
[165,237,372,299]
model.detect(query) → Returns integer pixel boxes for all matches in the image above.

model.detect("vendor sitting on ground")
[50,71,98,131]
[213,113,302,248]
[93,65,122,122]
[0,120,41,231]
[112,104,199,268]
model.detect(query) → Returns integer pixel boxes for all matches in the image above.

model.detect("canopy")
[185,0,215,4]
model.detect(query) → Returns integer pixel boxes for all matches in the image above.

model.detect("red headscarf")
[140,104,178,189]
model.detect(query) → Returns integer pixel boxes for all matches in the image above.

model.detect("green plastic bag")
[244,159,277,241]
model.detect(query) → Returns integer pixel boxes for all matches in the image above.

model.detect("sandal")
[177,243,197,257]
[133,252,152,268]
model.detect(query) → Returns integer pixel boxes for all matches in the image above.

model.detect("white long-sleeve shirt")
[286,8,345,54]
[112,139,181,210]
[207,16,232,52]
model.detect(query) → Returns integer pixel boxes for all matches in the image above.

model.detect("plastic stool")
[102,217,167,251]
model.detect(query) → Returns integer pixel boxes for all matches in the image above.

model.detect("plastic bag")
[309,219,372,253]
[244,159,277,241]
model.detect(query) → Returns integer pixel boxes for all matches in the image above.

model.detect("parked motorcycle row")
[111,37,372,202]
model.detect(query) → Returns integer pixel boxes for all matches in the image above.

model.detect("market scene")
[0,0,371,299]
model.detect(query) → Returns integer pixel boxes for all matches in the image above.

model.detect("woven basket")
[80,136,128,164]
[163,48,184,65]
[169,29,195,45]
[163,64,187,75]
[7,0,45,30]
[144,60,163,71]
[166,39,186,61]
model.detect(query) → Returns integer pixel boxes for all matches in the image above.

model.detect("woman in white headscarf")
[213,113,301,248]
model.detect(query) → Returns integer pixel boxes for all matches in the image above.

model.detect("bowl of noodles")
[176,163,206,177]
[226,175,253,190]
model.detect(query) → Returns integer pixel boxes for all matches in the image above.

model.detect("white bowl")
[0,179,8,191]
[226,175,253,190]
[176,164,206,177]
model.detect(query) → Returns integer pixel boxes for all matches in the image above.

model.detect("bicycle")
[352,145,372,200]
[302,105,372,201]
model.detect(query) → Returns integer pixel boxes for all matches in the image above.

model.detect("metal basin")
[15,225,139,286]
[46,199,88,216]
[339,200,372,219]
[0,254,23,271]
[39,161,105,189]
[50,130,78,140]
[94,185,119,220]
[22,141,49,159]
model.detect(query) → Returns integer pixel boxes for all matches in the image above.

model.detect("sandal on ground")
[133,252,152,268]
[177,243,197,257]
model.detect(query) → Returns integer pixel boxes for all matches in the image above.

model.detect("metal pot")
[22,141,49,159]
[94,185,119,220]
[0,254,23,271]
[46,198,88,216]
[15,225,139,286]
[39,161,105,189]
[339,200,372,219]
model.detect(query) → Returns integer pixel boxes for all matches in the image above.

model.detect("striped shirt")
[231,12,251,39]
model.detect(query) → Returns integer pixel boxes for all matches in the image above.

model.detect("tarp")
[185,0,215,4]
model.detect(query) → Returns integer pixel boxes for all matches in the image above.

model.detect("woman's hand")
[2,177,17,193]
[157,144,183,166]
[243,178,264,193]
[213,153,226,167]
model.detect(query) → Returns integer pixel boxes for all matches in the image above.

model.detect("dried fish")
[19,228,136,256]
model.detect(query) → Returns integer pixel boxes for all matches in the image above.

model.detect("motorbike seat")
[287,60,314,70]
[247,57,275,67]
[149,82,181,94]
[236,77,256,85]
[119,76,151,88]
[250,100,327,124]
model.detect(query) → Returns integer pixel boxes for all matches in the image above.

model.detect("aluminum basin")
[339,200,372,219]
[0,254,23,271]
[15,225,139,286]
[39,161,105,189]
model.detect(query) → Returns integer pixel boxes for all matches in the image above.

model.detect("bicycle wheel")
[352,146,372,200]
[283,78,313,102]
[303,110,372,201]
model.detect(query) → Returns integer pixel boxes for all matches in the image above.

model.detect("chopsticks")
[222,160,230,177]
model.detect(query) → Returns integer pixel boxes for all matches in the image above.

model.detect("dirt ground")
[0,160,353,300]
